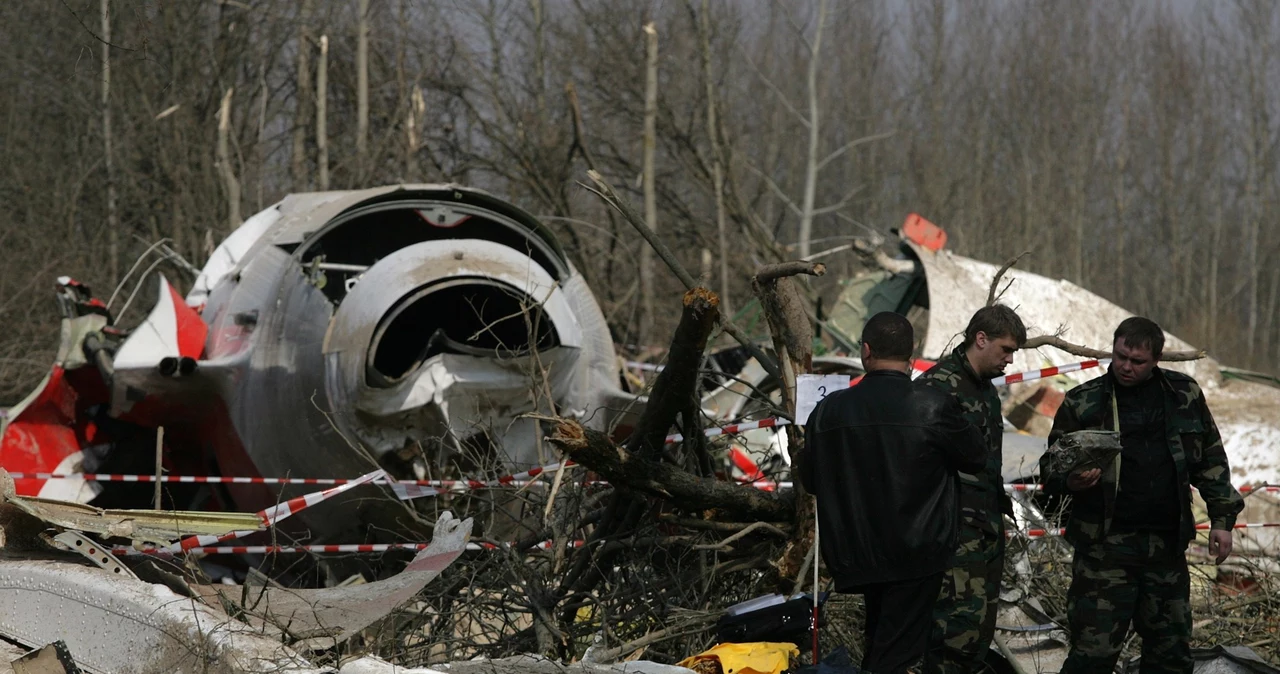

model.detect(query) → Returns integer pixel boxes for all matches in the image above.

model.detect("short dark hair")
[962,304,1027,348]
[861,311,914,361]
[1114,316,1164,358]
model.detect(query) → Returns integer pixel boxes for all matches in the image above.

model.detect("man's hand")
[1209,529,1234,565]
[1067,468,1101,491]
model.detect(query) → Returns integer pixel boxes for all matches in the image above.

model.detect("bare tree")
[356,0,370,180]
[101,0,119,287]
[217,88,241,230]
[292,0,314,190]
[699,0,730,313]
[318,34,330,191]
[639,22,659,345]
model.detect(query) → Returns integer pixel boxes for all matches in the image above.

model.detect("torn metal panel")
[1,469,261,547]
[219,513,471,644]
[10,641,81,674]
[0,284,111,504]
[0,559,327,674]
[187,205,284,308]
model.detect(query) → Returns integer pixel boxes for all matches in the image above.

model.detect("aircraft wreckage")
[0,184,636,542]
[4,193,1280,672]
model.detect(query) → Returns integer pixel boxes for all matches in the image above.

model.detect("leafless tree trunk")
[1207,174,1223,353]
[1239,2,1274,366]
[531,0,548,116]
[396,0,419,182]
[317,35,330,190]
[291,0,313,190]
[101,0,119,288]
[356,0,370,180]
[796,0,827,261]
[639,22,658,345]
[217,88,241,230]
[407,87,424,181]
[1113,96,1131,306]
[700,0,730,313]
[254,64,268,211]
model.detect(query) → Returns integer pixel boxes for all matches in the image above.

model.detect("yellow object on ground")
[676,642,799,674]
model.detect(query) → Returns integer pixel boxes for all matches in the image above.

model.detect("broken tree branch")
[548,420,793,521]
[588,616,718,663]
[583,169,780,379]
[752,262,818,415]
[753,261,826,285]
[693,521,791,551]
[1022,334,1206,361]
[628,288,720,460]
[657,514,793,534]
[987,251,1031,306]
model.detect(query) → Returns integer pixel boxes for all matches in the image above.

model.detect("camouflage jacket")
[1042,367,1243,549]
[919,345,1009,560]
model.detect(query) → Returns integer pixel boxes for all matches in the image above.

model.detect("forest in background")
[1,0,1277,403]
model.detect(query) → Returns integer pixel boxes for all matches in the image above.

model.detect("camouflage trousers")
[922,530,1003,674]
[1060,530,1192,674]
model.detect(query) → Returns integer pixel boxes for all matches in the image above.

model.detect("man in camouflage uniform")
[918,304,1026,673]
[1041,317,1244,674]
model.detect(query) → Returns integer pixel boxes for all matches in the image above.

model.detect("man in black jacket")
[799,312,986,674]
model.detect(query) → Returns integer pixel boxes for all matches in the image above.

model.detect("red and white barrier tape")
[1018,522,1280,539]
[257,469,385,526]
[15,466,1280,499]
[16,468,1280,499]
[989,359,1110,387]
[118,521,1280,555]
[998,485,1280,496]
[15,359,1265,506]
[5,472,565,491]
[173,469,385,552]
[117,540,588,556]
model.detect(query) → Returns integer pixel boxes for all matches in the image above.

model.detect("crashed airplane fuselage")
[1,185,626,537]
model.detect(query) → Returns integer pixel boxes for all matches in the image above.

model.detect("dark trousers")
[1060,530,1192,674]
[845,572,945,674]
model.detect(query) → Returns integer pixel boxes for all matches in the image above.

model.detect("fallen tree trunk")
[548,420,794,521]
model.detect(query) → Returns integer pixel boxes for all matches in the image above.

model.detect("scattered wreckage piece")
[338,655,695,674]
[0,469,262,548]
[1177,646,1280,674]
[0,558,326,674]
[0,510,472,672]
[8,640,81,674]
[1042,430,1122,478]
[216,512,471,645]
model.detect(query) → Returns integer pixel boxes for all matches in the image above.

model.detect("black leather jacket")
[798,369,986,588]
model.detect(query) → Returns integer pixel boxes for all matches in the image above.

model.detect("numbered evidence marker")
[795,374,853,426]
